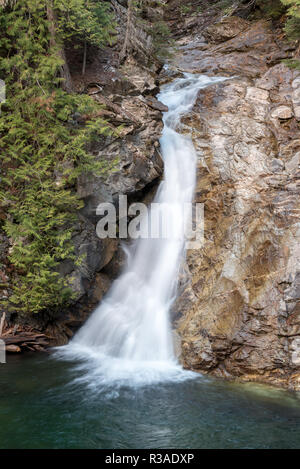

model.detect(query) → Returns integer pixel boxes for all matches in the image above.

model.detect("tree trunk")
[119,0,133,64]
[47,2,73,93]
[82,41,87,76]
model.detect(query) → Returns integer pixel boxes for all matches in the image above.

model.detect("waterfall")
[56,74,226,387]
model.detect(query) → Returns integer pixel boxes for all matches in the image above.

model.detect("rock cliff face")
[167,14,300,390]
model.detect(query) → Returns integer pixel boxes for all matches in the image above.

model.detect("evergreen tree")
[0,0,115,314]
[53,0,116,76]
[119,0,134,63]
[281,0,300,40]
[121,0,173,63]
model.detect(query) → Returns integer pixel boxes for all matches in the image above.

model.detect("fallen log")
[0,331,49,353]
[3,334,47,345]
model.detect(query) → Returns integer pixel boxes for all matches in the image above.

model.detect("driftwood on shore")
[0,313,49,353]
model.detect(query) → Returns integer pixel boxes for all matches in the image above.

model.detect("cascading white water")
[57,74,226,387]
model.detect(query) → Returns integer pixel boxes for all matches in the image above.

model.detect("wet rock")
[87,272,112,304]
[58,216,117,301]
[159,65,184,85]
[144,97,168,112]
[102,243,128,279]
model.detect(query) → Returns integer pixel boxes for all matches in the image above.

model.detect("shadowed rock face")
[170,16,300,390]
[175,19,295,78]
[54,59,165,307]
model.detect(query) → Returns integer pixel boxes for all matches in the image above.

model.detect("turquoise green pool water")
[0,354,300,449]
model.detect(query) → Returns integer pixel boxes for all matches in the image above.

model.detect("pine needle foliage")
[0,0,115,314]
[281,0,300,40]
[56,0,115,47]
